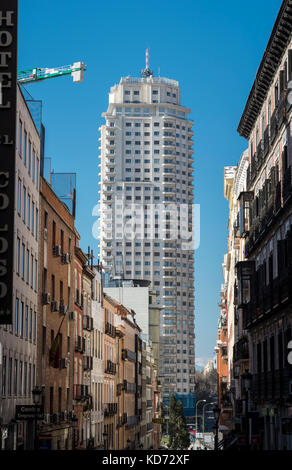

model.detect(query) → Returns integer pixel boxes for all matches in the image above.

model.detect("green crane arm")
[17,62,86,85]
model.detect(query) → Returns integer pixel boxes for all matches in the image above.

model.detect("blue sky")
[19,0,282,367]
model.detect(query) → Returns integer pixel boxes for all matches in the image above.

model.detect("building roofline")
[237,0,292,139]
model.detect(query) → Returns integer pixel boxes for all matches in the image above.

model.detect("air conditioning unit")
[44,413,51,425]
[60,358,68,369]
[53,245,61,257]
[61,253,71,264]
[42,292,51,305]
[69,311,75,321]
[51,300,59,312]
[44,228,48,240]
[59,305,67,315]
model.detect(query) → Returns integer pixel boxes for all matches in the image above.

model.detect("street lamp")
[203,402,216,433]
[103,431,108,451]
[72,415,78,450]
[32,386,42,451]
[213,405,221,451]
[195,399,206,435]
[241,369,252,450]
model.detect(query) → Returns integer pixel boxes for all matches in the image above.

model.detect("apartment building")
[98,67,195,406]
[103,294,118,450]
[0,86,41,449]
[37,175,75,450]
[215,152,248,435]
[236,0,292,449]
[91,265,104,449]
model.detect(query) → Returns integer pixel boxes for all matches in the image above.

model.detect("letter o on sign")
[0,31,13,47]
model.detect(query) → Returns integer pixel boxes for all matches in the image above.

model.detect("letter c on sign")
[288,340,292,365]
[0,281,7,298]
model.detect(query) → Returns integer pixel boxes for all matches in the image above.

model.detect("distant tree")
[168,394,177,448]
[175,400,190,450]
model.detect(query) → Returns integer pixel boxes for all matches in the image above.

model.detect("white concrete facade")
[98,74,195,401]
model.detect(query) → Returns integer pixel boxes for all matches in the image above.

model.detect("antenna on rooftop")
[141,48,153,78]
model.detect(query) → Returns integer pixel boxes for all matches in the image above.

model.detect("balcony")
[283,166,292,202]
[105,322,116,338]
[147,422,154,432]
[74,384,89,401]
[270,107,278,144]
[105,359,116,375]
[83,355,93,371]
[104,403,118,417]
[126,416,139,429]
[83,315,94,332]
[122,348,136,362]
[263,126,270,158]
[123,380,136,393]
[75,336,85,354]
[233,337,249,362]
[252,368,292,402]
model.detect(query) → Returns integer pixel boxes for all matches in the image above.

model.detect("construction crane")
[17,61,86,85]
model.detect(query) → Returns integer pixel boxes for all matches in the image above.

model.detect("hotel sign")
[0,1,18,324]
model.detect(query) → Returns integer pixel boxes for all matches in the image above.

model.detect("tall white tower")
[98,54,195,405]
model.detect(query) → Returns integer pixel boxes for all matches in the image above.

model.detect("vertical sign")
[0,1,18,324]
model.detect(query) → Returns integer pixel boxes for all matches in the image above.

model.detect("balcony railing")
[122,348,136,362]
[233,337,249,362]
[105,359,116,375]
[74,384,89,401]
[83,355,93,371]
[104,403,118,417]
[83,315,94,332]
[105,322,116,338]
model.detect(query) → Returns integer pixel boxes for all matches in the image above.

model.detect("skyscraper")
[98,55,195,407]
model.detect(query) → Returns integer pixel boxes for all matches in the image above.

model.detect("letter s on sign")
[288,340,292,366]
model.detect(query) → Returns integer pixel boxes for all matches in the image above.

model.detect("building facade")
[37,175,75,450]
[236,0,292,449]
[91,265,105,449]
[0,86,41,449]
[98,68,195,407]
[215,151,248,436]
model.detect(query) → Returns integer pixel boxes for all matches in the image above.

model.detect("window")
[19,120,22,155]
[32,201,35,236]
[33,311,37,343]
[8,358,12,396]
[14,360,18,396]
[24,131,27,165]
[22,186,26,222]
[28,140,31,174]
[27,194,30,229]
[2,355,6,396]
[35,208,38,240]
[31,254,34,288]
[36,159,39,189]
[21,243,25,278]
[15,298,19,335]
[32,150,35,182]
[19,361,23,396]
[29,308,32,340]
[20,302,24,337]
[18,178,21,215]
[15,238,21,280]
